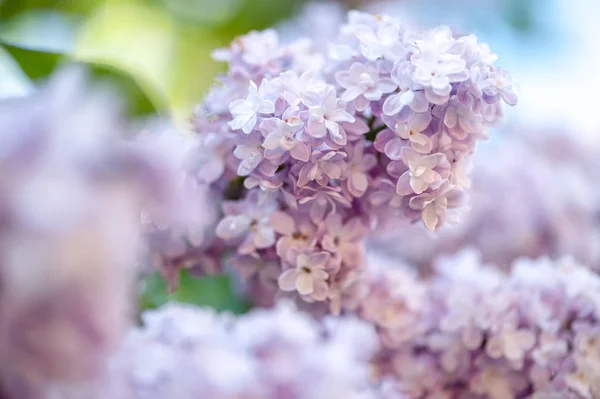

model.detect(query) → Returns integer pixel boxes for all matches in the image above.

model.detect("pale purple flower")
[229,80,275,134]
[306,86,355,146]
[411,27,469,104]
[351,17,405,61]
[270,210,317,258]
[215,192,278,254]
[396,147,450,195]
[321,213,367,266]
[344,141,377,198]
[336,62,396,111]
[260,108,310,162]
[382,88,429,116]
[443,97,483,140]
[278,249,331,299]
[385,112,433,157]
[480,67,519,106]
[409,182,464,231]
[233,133,264,176]
[297,150,346,187]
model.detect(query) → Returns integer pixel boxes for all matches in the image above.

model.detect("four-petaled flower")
[278,249,331,299]
[229,80,275,134]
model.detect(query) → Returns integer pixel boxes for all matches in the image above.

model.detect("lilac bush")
[362,251,600,398]
[185,10,518,311]
[6,7,600,399]
[50,303,381,399]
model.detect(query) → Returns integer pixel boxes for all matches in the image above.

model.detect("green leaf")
[0,45,34,97]
[138,270,252,315]
[0,10,81,53]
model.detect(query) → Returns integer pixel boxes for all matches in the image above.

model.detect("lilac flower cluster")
[372,128,600,273]
[362,251,600,398]
[189,10,517,309]
[53,302,381,399]
[0,70,138,397]
[0,69,195,398]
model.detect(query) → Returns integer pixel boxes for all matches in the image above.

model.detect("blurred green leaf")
[0,45,34,98]
[139,270,251,315]
[0,10,81,53]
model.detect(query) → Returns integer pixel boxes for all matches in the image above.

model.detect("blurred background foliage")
[0,0,548,314]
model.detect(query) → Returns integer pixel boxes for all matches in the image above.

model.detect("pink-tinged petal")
[253,224,275,248]
[410,132,433,153]
[422,203,441,232]
[386,160,407,178]
[374,129,395,153]
[297,163,314,187]
[410,112,433,131]
[289,142,310,162]
[326,121,347,146]
[296,273,314,295]
[382,92,407,116]
[431,75,451,92]
[444,107,458,128]
[341,86,363,102]
[410,175,429,194]
[262,132,282,150]
[344,118,369,135]
[324,87,338,111]
[354,95,370,112]
[395,121,410,140]
[242,114,258,134]
[258,100,275,115]
[377,78,398,93]
[340,217,365,241]
[400,146,420,166]
[384,137,404,160]
[350,172,368,196]
[278,269,299,292]
[228,113,253,132]
[325,212,343,233]
[458,115,482,134]
[309,252,331,269]
[312,280,329,301]
[396,171,413,196]
[215,215,251,239]
[369,191,390,206]
[238,235,257,255]
[312,268,329,281]
[335,70,353,88]
[276,237,291,258]
[307,118,327,138]
[309,199,327,224]
[425,88,449,105]
[409,91,429,113]
[329,108,355,123]
[270,211,295,235]
[361,153,377,171]
[409,193,432,211]
[322,162,343,179]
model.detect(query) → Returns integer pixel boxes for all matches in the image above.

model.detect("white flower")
[411,27,469,104]
[409,182,465,231]
[394,112,433,154]
[396,147,449,195]
[233,134,264,176]
[229,80,275,134]
[278,70,326,106]
[352,18,405,61]
[335,62,396,111]
[306,86,355,146]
